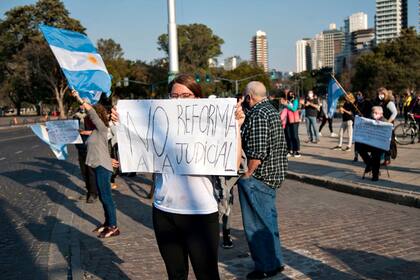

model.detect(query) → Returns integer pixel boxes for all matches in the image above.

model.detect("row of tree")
[0,0,270,117]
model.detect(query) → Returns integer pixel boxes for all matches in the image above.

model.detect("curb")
[287,171,420,209]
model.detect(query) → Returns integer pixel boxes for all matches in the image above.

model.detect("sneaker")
[330,132,338,137]
[98,226,120,238]
[293,151,301,158]
[342,146,351,152]
[319,132,323,137]
[86,194,97,203]
[304,139,312,143]
[222,236,234,249]
[111,183,118,190]
[286,152,293,158]
[332,146,342,150]
[92,224,107,233]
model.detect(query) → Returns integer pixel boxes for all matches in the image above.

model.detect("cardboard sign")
[116,99,238,175]
[353,116,393,151]
[46,120,83,145]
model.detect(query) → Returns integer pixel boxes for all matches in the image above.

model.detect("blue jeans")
[305,116,319,141]
[95,166,117,227]
[238,176,283,272]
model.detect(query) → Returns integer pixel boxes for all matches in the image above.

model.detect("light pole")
[167,0,179,83]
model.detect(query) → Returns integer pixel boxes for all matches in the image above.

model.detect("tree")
[157,24,224,71]
[0,0,85,117]
[352,28,420,98]
[97,38,124,62]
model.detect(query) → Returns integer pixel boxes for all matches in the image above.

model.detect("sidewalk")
[288,120,420,208]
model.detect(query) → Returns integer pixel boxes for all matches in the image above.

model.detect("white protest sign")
[353,116,393,151]
[46,120,83,145]
[116,98,238,175]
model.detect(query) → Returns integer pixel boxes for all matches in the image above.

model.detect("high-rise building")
[250,30,269,72]
[375,0,408,44]
[344,12,368,57]
[224,56,242,71]
[351,28,375,53]
[322,24,345,73]
[310,33,324,70]
[296,39,312,73]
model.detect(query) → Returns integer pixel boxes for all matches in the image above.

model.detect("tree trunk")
[54,86,67,119]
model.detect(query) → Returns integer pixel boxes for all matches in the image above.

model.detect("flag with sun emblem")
[39,24,111,104]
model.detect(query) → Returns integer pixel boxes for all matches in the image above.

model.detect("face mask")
[308,94,313,99]
[378,95,385,100]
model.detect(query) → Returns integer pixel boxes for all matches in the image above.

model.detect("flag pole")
[330,74,362,116]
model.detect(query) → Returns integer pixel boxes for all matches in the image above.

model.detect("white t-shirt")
[153,173,218,215]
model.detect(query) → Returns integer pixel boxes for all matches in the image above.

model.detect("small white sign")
[46,120,83,145]
[116,99,238,175]
[353,116,393,151]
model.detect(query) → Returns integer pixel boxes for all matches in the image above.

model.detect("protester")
[374,87,398,165]
[403,89,413,123]
[71,90,120,238]
[281,90,301,157]
[318,94,337,137]
[356,106,386,181]
[332,93,356,152]
[410,93,420,143]
[112,74,245,280]
[304,90,321,143]
[353,91,372,161]
[73,105,98,203]
[238,81,287,279]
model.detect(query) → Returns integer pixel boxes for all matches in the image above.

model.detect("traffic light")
[205,74,211,83]
[195,73,201,83]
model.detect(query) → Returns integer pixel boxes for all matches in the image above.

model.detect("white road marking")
[31,145,39,149]
[0,157,6,161]
[0,134,35,143]
[15,150,23,154]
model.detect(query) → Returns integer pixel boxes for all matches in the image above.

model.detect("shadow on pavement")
[319,246,420,280]
[26,216,130,280]
[0,198,48,280]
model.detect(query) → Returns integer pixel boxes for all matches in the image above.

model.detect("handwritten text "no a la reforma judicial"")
[116,99,238,176]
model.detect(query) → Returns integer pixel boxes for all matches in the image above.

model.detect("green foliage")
[352,28,420,99]
[291,67,331,97]
[157,23,224,71]
[0,0,85,116]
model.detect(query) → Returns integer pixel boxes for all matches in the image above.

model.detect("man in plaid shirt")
[238,81,288,279]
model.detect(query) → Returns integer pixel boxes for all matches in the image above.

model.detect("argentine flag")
[39,24,111,104]
[327,78,345,118]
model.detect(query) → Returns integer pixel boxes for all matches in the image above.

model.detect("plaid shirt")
[241,99,288,188]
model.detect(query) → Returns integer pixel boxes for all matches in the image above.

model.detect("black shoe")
[353,156,358,162]
[222,237,234,249]
[372,174,379,181]
[86,194,97,203]
[246,267,282,279]
[364,165,372,174]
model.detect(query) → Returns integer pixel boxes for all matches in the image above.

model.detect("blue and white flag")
[327,78,345,118]
[30,124,68,160]
[39,24,111,104]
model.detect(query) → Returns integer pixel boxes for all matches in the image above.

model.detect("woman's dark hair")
[168,74,203,98]
[93,104,109,127]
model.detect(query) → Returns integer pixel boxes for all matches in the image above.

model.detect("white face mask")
[378,95,385,100]
[308,94,313,99]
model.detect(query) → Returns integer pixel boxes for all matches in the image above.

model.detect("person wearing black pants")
[356,143,384,181]
[153,207,220,280]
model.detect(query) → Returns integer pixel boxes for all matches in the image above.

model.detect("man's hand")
[235,99,245,127]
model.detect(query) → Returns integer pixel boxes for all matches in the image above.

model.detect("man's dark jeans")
[238,176,283,272]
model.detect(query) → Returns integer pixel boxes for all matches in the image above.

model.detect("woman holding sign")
[112,74,245,280]
[71,90,120,238]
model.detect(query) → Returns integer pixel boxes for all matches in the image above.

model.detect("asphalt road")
[0,127,419,280]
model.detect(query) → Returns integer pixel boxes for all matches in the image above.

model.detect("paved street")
[1,126,420,279]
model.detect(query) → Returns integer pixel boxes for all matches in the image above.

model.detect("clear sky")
[1,0,418,72]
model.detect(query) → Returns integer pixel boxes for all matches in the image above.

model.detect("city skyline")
[0,0,418,72]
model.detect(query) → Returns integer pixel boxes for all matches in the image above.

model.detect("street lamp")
[213,74,266,95]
